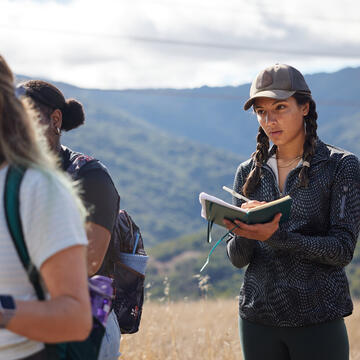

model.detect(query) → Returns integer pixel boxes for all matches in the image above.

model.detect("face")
[253,96,309,148]
[37,107,62,152]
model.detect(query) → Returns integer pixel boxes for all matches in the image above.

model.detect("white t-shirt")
[0,165,88,360]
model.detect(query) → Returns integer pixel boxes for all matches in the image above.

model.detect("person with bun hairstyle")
[0,56,92,358]
[224,64,360,360]
[16,80,121,360]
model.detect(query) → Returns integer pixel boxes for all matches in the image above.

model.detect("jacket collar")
[264,138,329,167]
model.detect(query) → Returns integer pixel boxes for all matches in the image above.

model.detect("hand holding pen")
[222,186,266,210]
[222,186,280,241]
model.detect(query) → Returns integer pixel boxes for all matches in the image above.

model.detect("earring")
[56,128,61,135]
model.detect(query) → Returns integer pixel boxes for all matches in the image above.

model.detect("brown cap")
[243,64,311,110]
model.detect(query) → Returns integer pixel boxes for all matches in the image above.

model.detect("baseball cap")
[243,64,311,111]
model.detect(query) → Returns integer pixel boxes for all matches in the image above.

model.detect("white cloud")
[1,0,360,89]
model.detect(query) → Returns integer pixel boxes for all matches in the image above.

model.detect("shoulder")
[22,167,63,194]
[20,167,80,210]
[19,168,87,270]
[78,159,118,196]
[325,143,359,166]
[79,159,110,178]
[320,141,360,180]
[235,157,254,179]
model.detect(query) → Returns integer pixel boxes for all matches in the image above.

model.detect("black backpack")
[66,154,147,334]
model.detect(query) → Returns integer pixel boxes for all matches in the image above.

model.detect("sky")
[1,0,360,89]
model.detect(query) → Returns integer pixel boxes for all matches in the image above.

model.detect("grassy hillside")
[18,66,360,157]
[147,228,360,300]
[15,67,360,247]
[61,106,243,246]
[146,227,244,300]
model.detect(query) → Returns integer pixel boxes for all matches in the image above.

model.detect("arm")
[87,223,111,276]
[266,155,360,267]
[79,169,119,276]
[5,245,92,343]
[226,164,257,268]
[226,233,257,269]
[0,170,92,342]
[232,155,360,267]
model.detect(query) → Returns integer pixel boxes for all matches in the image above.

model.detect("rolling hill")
[15,66,360,246]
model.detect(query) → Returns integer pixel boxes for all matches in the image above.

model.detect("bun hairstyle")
[61,98,85,131]
[242,92,318,196]
[18,80,85,132]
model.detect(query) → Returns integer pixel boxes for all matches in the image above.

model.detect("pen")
[222,186,251,203]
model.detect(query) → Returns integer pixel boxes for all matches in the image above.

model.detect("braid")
[296,95,318,187]
[242,126,270,196]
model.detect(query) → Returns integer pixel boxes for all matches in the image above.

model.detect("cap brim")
[243,90,296,111]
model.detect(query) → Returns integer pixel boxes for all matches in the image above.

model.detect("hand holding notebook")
[199,192,292,228]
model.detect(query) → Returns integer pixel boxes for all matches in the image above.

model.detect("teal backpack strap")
[4,165,104,360]
[4,166,63,359]
[4,166,45,300]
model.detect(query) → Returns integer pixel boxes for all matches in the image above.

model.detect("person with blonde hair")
[0,55,92,359]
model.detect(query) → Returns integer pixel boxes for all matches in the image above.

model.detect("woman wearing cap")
[224,64,360,360]
[16,80,121,360]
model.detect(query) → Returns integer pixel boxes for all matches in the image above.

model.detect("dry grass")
[120,300,360,360]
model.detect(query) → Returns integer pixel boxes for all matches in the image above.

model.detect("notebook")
[199,192,292,227]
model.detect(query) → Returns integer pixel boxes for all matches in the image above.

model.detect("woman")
[16,80,121,360]
[0,55,91,359]
[224,64,360,360]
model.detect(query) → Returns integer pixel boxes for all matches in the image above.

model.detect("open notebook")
[199,192,292,227]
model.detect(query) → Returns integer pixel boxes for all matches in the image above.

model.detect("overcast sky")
[1,0,360,89]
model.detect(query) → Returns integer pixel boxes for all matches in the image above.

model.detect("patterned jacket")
[227,139,360,327]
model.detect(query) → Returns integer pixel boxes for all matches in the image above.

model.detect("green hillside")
[16,68,360,250]
[15,69,360,298]
[61,105,243,246]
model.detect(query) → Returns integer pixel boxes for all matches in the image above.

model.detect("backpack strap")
[4,166,45,300]
[66,154,96,178]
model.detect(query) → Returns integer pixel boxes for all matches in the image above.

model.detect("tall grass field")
[120,300,360,360]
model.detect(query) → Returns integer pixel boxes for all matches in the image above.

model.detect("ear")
[50,109,63,131]
[302,102,310,116]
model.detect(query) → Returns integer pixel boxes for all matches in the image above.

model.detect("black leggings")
[239,317,349,360]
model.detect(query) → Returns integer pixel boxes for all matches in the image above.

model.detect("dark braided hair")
[242,92,318,196]
[293,92,318,188]
[242,126,271,196]
[17,80,85,132]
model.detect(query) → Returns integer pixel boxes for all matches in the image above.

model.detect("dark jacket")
[227,139,360,327]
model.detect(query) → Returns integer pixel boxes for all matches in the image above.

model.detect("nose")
[266,111,277,124]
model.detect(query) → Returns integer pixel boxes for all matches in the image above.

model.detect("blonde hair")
[0,54,86,220]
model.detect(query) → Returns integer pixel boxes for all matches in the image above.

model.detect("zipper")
[340,185,348,219]
[262,163,301,198]
[262,164,281,197]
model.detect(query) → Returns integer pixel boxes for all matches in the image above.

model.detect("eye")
[276,104,286,110]
[256,109,265,116]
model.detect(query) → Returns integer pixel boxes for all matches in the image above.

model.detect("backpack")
[66,154,147,334]
[4,165,105,360]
